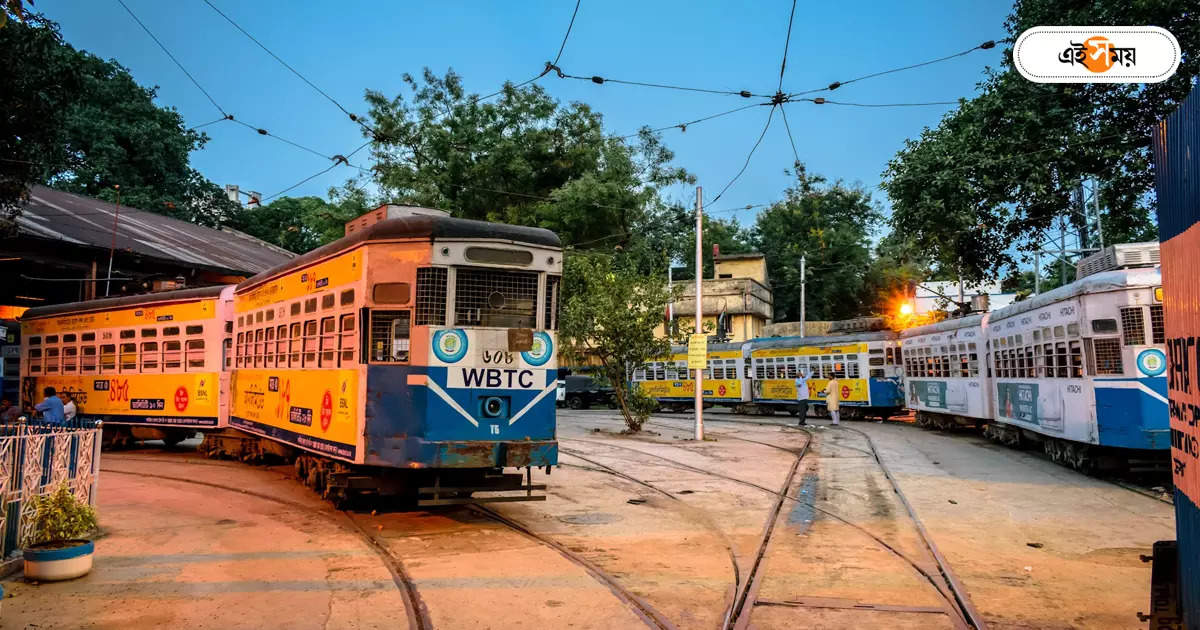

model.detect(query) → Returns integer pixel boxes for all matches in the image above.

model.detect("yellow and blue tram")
[21,205,561,505]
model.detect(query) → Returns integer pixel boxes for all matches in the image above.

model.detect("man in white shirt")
[793,368,809,426]
[59,391,77,422]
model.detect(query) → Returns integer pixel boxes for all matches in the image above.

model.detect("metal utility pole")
[694,187,704,442]
[1093,178,1105,249]
[1059,214,1067,287]
[105,185,121,297]
[1034,252,1041,296]
[799,255,806,338]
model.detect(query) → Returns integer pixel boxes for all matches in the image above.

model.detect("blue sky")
[38,0,1014,229]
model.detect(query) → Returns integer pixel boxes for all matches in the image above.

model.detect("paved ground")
[1,410,1174,629]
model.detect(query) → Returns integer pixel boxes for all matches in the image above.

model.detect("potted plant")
[22,485,98,581]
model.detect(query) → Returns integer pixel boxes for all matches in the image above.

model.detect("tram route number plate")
[508,328,533,352]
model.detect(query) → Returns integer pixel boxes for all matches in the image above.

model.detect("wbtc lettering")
[460,368,535,389]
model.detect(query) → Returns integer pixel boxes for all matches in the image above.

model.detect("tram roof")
[988,267,1161,322]
[238,213,561,291]
[900,313,987,339]
[20,285,227,321]
[749,330,896,349]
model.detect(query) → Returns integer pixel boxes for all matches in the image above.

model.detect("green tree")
[559,253,675,432]
[752,167,881,321]
[0,12,238,227]
[361,69,691,249]
[882,0,1198,282]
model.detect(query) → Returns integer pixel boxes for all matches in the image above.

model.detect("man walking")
[793,367,809,426]
[824,370,841,426]
[35,386,65,425]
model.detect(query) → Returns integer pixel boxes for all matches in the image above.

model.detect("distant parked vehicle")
[559,375,613,410]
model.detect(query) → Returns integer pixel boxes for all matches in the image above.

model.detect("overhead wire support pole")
[695,186,704,442]
[105,185,121,297]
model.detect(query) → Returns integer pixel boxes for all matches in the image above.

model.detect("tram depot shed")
[0,186,295,310]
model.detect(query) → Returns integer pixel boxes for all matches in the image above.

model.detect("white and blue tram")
[900,313,991,430]
[981,266,1167,471]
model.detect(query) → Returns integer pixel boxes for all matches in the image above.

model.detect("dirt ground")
[2,410,1174,629]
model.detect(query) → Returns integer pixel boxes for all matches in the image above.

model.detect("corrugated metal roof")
[20,186,295,275]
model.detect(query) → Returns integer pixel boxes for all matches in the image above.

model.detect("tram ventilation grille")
[1092,337,1124,375]
[454,268,538,328]
[1075,242,1160,279]
[1150,304,1165,344]
[415,267,448,326]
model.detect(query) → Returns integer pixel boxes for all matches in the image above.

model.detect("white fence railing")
[0,422,102,557]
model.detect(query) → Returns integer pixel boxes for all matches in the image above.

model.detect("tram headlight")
[481,396,508,418]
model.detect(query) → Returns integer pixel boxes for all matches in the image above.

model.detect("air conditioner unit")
[1075,242,1161,279]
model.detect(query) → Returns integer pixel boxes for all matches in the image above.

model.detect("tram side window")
[63,346,78,373]
[289,322,302,366]
[303,320,318,365]
[1120,307,1145,345]
[339,315,356,365]
[276,325,288,365]
[120,343,137,371]
[754,359,765,379]
[235,332,245,367]
[319,317,337,367]
[545,275,561,330]
[1090,338,1123,375]
[846,355,860,378]
[224,338,232,369]
[81,346,97,373]
[1092,318,1118,335]
[164,341,182,370]
[254,329,265,367]
[264,328,275,368]
[183,340,202,370]
[664,361,677,381]
[654,362,666,380]
[710,360,722,380]
[42,346,58,374]
[99,345,116,372]
[369,310,411,362]
[1069,340,1083,377]
[141,342,159,371]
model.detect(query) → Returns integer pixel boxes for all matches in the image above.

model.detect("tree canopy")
[882,0,1200,282]
[751,167,882,321]
[0,12,238,227]
[361,69,693,250]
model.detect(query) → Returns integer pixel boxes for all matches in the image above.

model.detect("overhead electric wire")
[115,0,227,117]
[708,105,777,206]
[551,0,582,66]
[227,119,334,161]
[619,102,769,139]
[264,139,371,202]
[787,38,1003,97]
[797,98,962,108]
[778,103,800,165]
[777,0,798,91]
[555,70,772,100]
[188,116,232,131]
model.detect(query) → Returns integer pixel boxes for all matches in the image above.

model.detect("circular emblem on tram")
[1137,348,1166,377]
[521,331,553,367]
[432,329,469,363]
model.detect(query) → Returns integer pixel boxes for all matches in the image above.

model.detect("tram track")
[558,450,743,626]
[467,503,679,630]
[565,419,981,628]
[100,463,433,630]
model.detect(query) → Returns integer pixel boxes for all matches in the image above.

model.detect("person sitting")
[0,398,20,423]
[35,386,65,425]
[59,391,77,421]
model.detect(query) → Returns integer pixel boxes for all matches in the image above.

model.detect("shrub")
[28,485,97,546]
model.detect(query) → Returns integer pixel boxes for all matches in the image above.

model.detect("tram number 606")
[482,350,515,365]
